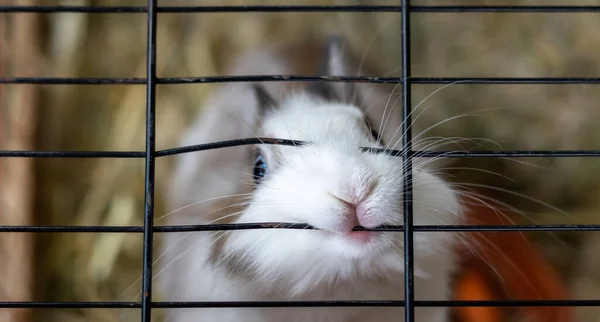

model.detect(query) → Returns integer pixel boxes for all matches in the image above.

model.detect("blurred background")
[2,0,600,321]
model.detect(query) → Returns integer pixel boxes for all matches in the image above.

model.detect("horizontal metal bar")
[412,77,600,84]
[3,141,600,159]
[157,140,600,157]
[413,150,600,158]
[8,137,600,158]
[0,302,140,308]
[155,138,305,156]
[152,224,600,233]
[0,150,144,158]
[0,6,147,13]
[0,299,597,309]
[156,299,600,308]
[2,5,600,13]
[0,223,598,233]
[4,76,600,85]
[0,77,146,84]
[412,6,600,13]
[0,5,401,13]
[0,76,403,84]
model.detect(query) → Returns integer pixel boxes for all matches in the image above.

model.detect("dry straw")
[1,0,600,321]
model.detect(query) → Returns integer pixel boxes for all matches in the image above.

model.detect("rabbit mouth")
[337,227,384,245]
[317,225,385,246]
[344,230,375,243]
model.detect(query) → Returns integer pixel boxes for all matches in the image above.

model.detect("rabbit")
[157,35,463,322]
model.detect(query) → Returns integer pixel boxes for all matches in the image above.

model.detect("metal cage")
[2,2,600,322]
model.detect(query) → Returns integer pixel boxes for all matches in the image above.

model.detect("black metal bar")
[408,150,600,158]
[0,0,595,315]
[1,223,600,233]
[5,76,600,85]
[0,6,146,13]
[411,77,600,84]
[0,150,145,158]
[141,0,157,321]
[412,6,600,13]
[0,77,146,84]
[153,224,600,233]
[155,140,600,158]
[3,145,600,159]
[401,1,415,321]
[0,299,598,309]
[0,302,141,308]
[153,299,600,308]
[154,137,305,156]
[160,5,600,13]
[3,5,600,13]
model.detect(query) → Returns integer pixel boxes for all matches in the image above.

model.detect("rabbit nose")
[328,193,375,229]
[327,174,378,230]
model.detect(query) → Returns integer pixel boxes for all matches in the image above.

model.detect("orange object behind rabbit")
[452,195,573,322]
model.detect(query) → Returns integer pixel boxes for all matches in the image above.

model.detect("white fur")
[158,42,463,322]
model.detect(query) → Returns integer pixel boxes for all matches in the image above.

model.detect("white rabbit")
[158,35,463,322]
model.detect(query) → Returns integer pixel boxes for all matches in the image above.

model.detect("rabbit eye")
[253,152,268,184]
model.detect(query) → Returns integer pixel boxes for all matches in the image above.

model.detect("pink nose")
[355,202,376,227]
[337,201,377,243]
[340,199,375,229]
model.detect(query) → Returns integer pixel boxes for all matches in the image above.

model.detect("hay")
[1,0,599,321]
[0,1,40,321]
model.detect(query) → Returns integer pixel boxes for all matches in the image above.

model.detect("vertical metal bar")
[401,0,415,322]
[141,0,157,321]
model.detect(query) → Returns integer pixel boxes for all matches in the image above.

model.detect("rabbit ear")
[252,83,278,115]
[307,35,360,105]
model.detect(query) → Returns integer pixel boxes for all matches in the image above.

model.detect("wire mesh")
[2,2,600,322]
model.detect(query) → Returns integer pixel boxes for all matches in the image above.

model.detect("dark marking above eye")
[252,84,278,114]
[364,116,384,145]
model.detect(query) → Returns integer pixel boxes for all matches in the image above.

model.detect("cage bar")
[2,5,600,13]
[141,0,158,321]
[4,76,600,85]
[401,1,415,321]
[0,1,597,321]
